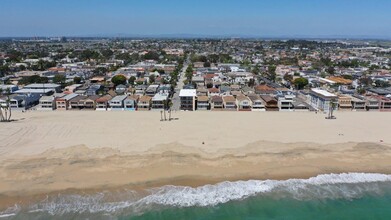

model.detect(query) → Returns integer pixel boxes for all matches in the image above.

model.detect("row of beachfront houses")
[306,89,391,112]
[2,88,390,112]
[178,89,312,112]
[36,92,170,111]
[178,88,391,112]
[0,92,170,111]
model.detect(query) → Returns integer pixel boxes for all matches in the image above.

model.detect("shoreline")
[1,141,391,208]
[1,111,391,209]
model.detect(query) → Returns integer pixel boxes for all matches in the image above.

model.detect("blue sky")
[1,0,390,38]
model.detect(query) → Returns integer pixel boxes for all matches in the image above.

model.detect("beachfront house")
[0,95,21,109]
[137,95,152,110]
[197,96,210,110]
[260,95,279,111]
[375,96,391,111]
[151,93,169,110]
[248,94,266,111]
[222,95,237,110]
[10,94,33,109]
[179,89,197,111]
[350,96,366,111]
[292,97,312,111]
[278,95,295,111]
[363,96,380,111]
[56,93,79,110]
[211,95,223,110]
[6,95,24,109]
[309,88,338,112]
[124,95,139,111]
[236,95,252,111]
[69,95,85,110]
[37,95,63,110]
[109,95,127,110]
[80,95,100,110]
[96,95,113,111]
[338,95,353,111]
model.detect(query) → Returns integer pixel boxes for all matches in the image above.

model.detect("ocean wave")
[4,173,391,216]
[141,173,391,207]
[0,205,19,218]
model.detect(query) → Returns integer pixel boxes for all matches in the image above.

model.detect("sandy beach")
[1,110,391,206]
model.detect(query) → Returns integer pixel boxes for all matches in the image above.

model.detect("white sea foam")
[140,173,391,207]
[0,204,20,218]
[6,173,391,216]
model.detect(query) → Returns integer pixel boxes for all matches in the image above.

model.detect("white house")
[310,88,338,112]
[109,95,127,110]
[179,89,197,111]
[278,95,295,111]
[151,93,169,110]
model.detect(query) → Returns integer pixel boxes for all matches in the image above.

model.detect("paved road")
[171,63,188,111]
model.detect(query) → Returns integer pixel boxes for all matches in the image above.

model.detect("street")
[171,56,189,111]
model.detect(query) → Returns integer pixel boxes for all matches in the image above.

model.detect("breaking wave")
[2,173,391,217]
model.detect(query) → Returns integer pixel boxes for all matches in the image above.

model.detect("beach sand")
[0,110,391,206]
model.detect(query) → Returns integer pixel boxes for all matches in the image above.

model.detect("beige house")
[197,96,209,110]
[211,95,223,110]
[338,95,352,110]
[248,94,266,111]
[55,93,78,110]
[236,95,252,111]
[138,95,152,110]
[223,95,237,110]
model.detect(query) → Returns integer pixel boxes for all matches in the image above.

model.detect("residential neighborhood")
[1,38,391,113]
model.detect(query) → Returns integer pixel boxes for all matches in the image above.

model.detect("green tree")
[149,75,156,84]
[53,75,66,85]
[293,77,309,90]
[283,73,293,82]
[252,65,260,75]
[73,76,82,84]
[327,66,335,75]
[143,51,160,60]
[93,67,108,76]
[111,75,127,86]
[268,65,277,82]
[342,75,353,80]
[128,76,136,85]
[101,49,113,59]
[19,75,49,84]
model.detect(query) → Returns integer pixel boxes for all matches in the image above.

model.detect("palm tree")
[0,87,5,121]
[0,88,12,122]
[0,102,4,122]
[326,99,337,119]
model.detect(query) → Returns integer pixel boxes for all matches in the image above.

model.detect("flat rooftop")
[179,89,197,97]
[311,88,337,98]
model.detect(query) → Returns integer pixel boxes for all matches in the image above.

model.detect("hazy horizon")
[1,0,391,39]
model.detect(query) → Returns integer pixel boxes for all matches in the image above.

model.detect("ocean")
[1,173,391,220]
